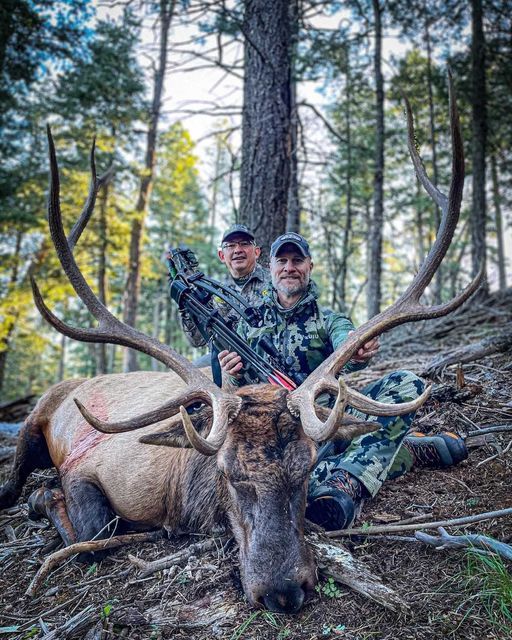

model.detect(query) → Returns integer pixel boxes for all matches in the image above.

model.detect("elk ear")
[314,405,377,441]
[138,409,212,448]
[139,427,191,448]
[332,417,377,441]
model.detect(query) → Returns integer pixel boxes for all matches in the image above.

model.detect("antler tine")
[68,136,115,250]
[36,127,241,448]
[289,73,483,429]
[404,94,447,213]
[400,71,465,303]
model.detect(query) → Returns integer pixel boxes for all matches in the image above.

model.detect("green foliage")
[100,600,115,620]
[462,550,512,634]
[228,609,286,640]
[0,0,93,132]
[0,6,146,397]
[315,576,344,599]
[21,627,39,640]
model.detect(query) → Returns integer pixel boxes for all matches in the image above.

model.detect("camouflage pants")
[309,370,425,498]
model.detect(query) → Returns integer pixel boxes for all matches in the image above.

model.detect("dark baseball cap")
[270,232,311,258]
[221,224,255,244]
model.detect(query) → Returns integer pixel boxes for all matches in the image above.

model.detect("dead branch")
[25,531,162,597]
[308,533,409,613]
[422,331,512,376]
[467,424,512,437]
[35,605,95,640]
[128,536,229,578]
[327,507,512,537]
[476,438,512,467]
[415,526,512,561]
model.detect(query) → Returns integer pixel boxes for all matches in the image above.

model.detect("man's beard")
[274,275,309,297]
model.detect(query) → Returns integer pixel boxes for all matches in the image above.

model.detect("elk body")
[1,372,319,612]
[0,76,482,613]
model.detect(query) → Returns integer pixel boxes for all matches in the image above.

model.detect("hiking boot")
[306,469,367,532]
[403,431,468,469]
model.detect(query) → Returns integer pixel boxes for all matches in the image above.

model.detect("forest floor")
[1,289,511,640]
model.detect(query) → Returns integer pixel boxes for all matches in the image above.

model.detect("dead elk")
[0,76,481,613]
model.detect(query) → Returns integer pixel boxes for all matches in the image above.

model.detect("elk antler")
[68,137,115,250]
[289,72,484,441]
[32,126,241,454]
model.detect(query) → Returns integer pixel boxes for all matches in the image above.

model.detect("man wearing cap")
[179,224,269,349]
[219,231,374,381]
[219,232,468,532]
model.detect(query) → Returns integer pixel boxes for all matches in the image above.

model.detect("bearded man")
[219,232,467,531]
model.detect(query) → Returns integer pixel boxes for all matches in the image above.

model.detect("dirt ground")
[1,290,511,640]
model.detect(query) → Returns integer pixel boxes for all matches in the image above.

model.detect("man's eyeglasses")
[221,240,255,251]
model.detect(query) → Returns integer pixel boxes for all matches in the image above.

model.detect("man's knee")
[366,369,425,403]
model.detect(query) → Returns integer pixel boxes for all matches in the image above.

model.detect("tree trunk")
[286,0,300,233]
[240,0,293,260]
[490,153,507,291]
[122,0,175,371]
[340,55,353,311]
[470,0,488,293]
[367,0,384,319]
[152,286,164,372]
[425,19,442,304]
[209,136,222,266]
[0,230,23,395]
[57,333,66,382]
[415,180,426,267]
[96,179,110,374]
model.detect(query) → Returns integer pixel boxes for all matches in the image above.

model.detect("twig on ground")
[467,424,512,437]
[37,604,95,639]
[25,531,162,597]
[451,405,480,430]
[415,526,512,561]
[128,536,229,579]
[327,507,512,537]
[476,439,512,467]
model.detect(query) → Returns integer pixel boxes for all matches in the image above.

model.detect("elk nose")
[258,582,306,614]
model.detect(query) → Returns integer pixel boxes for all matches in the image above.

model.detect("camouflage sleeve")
[324,312,368,373]
[179,309,208,348]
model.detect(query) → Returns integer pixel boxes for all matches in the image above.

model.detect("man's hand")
[349,331,380,363]
[218,349,244,377]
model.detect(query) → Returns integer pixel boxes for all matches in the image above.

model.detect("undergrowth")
[460,550,512,635]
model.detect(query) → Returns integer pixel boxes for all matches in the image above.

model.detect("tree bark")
[340,54,353,311]
[96,179,111,374]
[0,230,23,394]
[367,0,384,319]
[425,19,442,304]
[470,0,488,293]
[286,0,300,233]
[240,0,294,260]
[122,0,175,371]
[415,179,426,267]
[490,153,507,290]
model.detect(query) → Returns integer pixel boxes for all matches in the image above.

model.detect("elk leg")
[0,420,53,509]
[63,477,119,562]
[27,485,77,547]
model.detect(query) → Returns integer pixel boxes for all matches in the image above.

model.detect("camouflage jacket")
[231,282,367,387]
[177,264,270,348]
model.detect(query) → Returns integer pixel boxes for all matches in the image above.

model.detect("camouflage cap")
[221,224,255,243]
[270,232,311,258]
